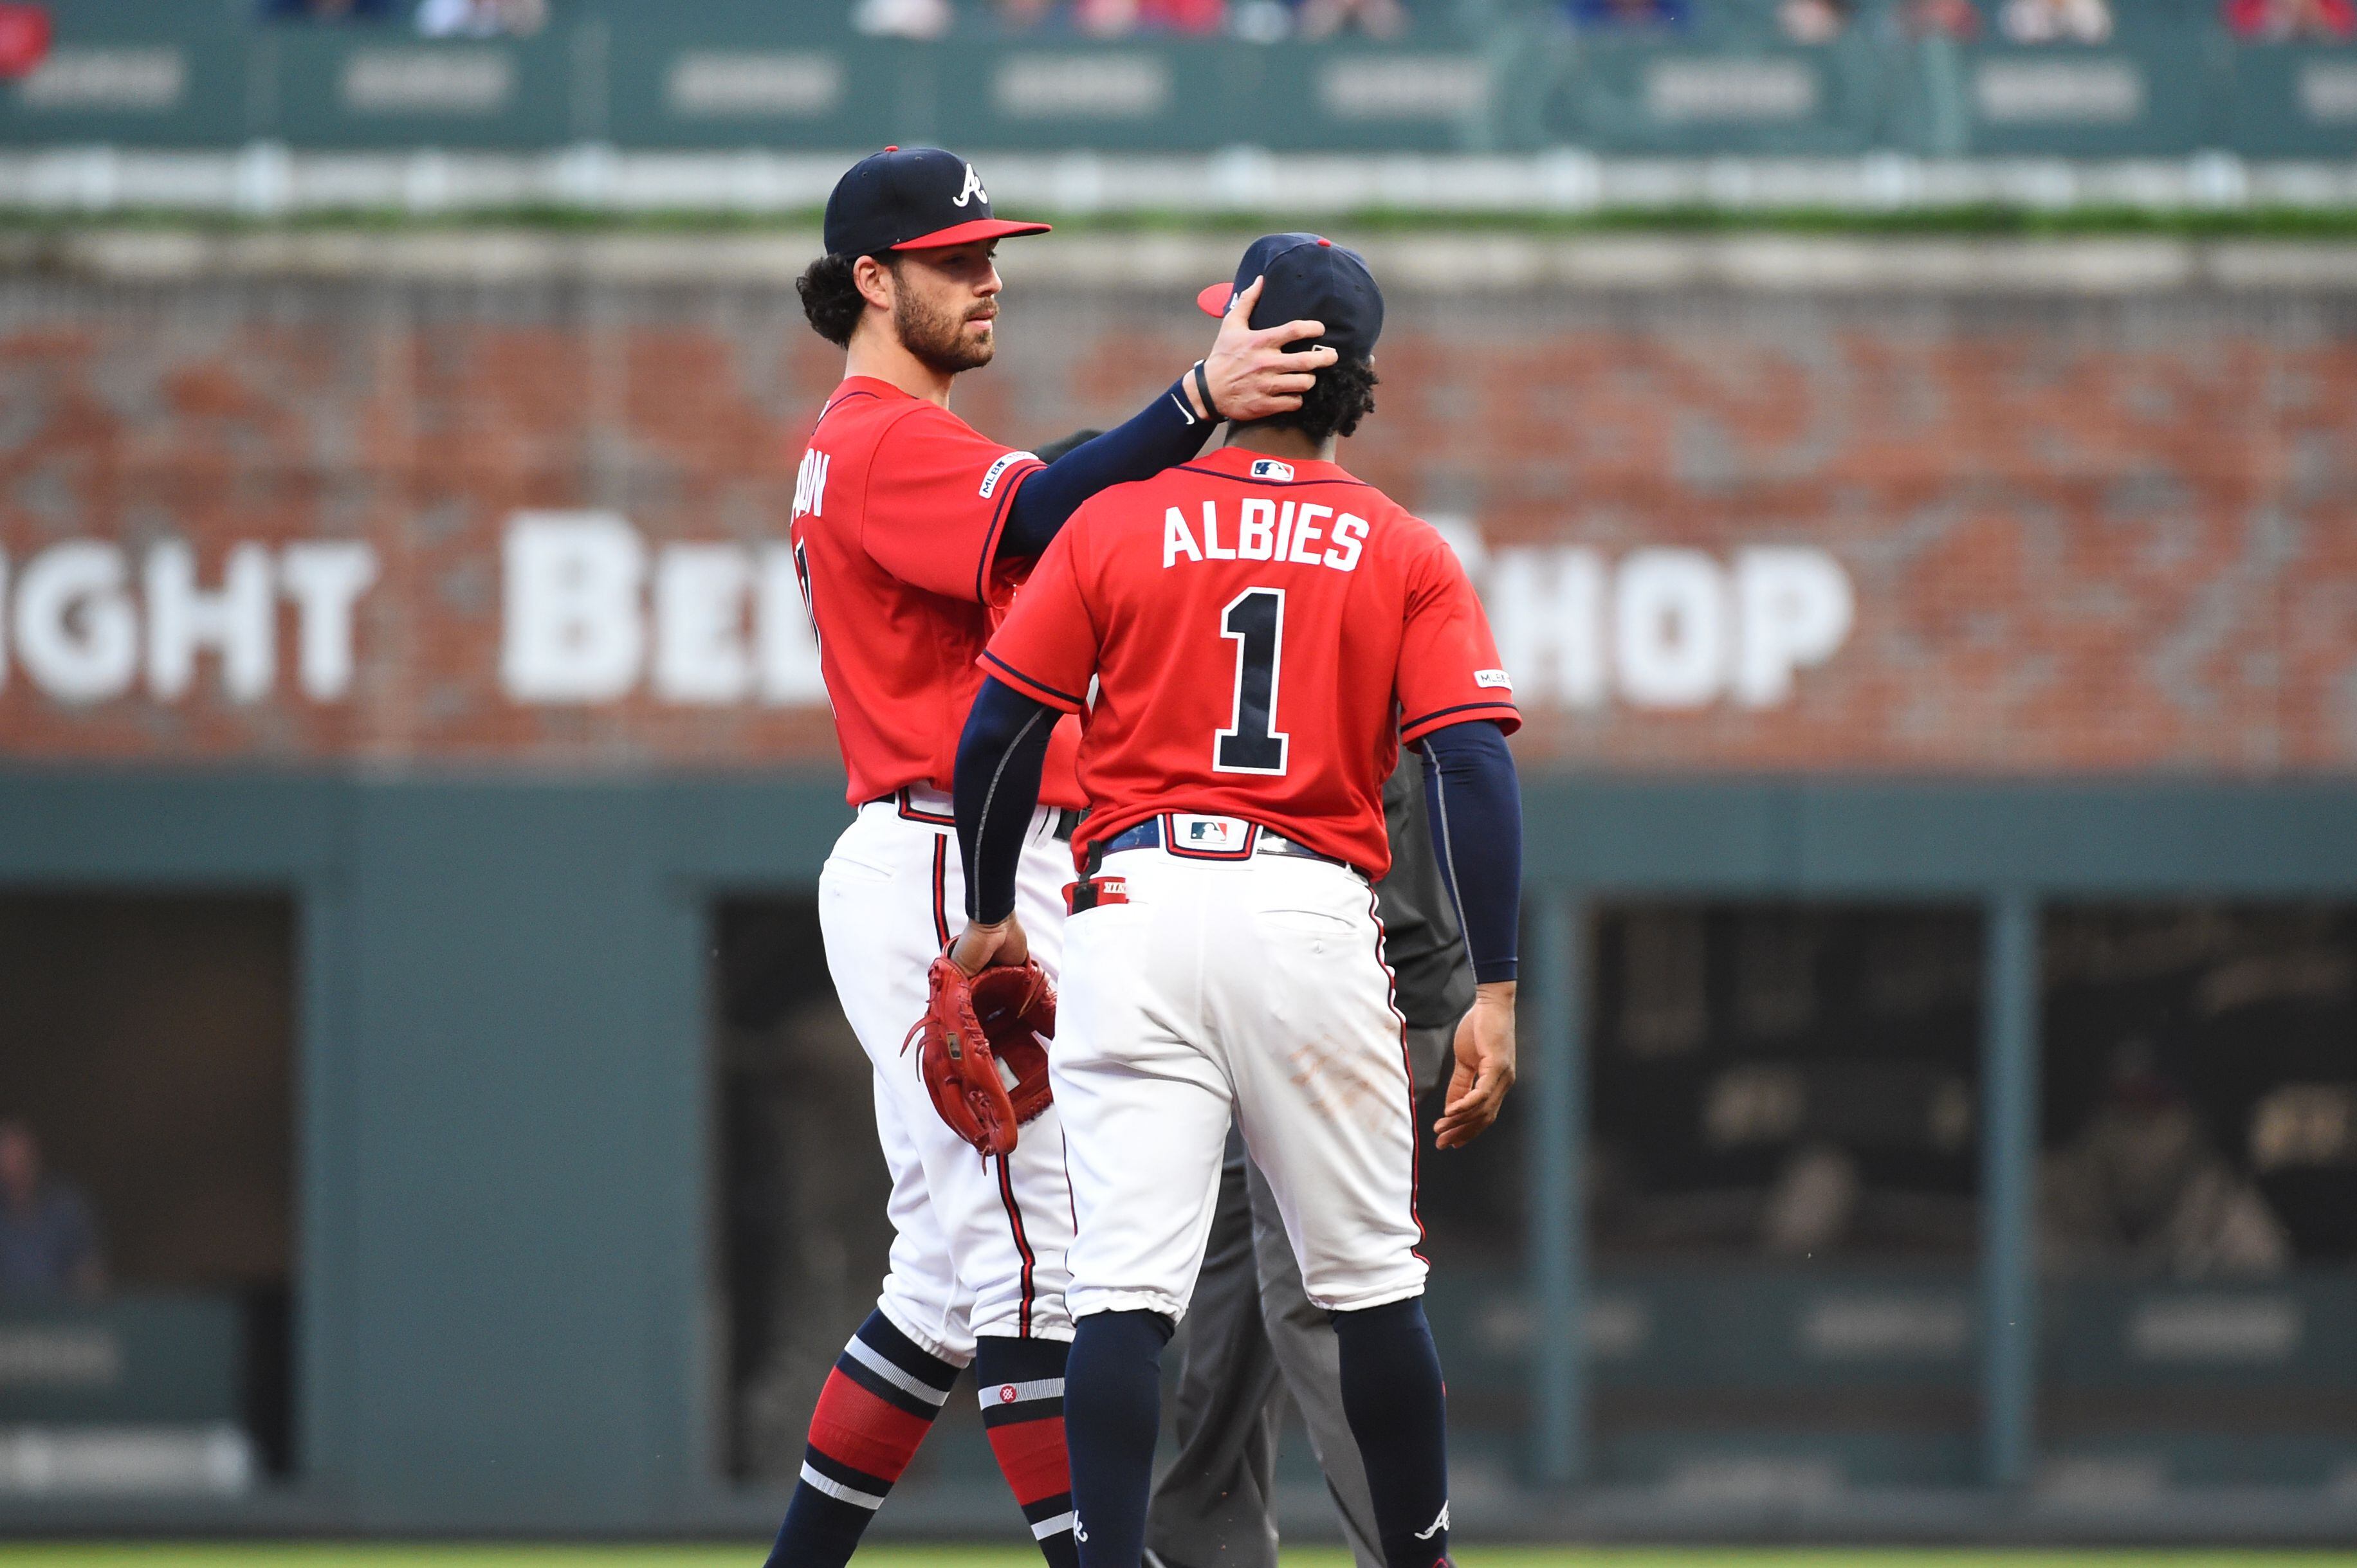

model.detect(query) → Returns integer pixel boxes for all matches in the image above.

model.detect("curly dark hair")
[797,252,870,347]
[1233,355,1379,445]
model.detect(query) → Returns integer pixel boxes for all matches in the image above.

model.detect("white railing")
[3,145,2357,217]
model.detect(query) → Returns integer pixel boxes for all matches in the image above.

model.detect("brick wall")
[1,255,2351,774]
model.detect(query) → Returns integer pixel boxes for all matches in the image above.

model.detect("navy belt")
[1098,815,1359,877]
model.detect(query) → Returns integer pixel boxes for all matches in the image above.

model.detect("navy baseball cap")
[823,146,1051,258]
[1197,233,1383,361]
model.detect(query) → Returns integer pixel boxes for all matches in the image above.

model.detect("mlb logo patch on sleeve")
[1248,459,1295,483]
[980,450,1036,498]
[1476,669,1513,689]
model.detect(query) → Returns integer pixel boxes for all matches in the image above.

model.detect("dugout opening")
[2035,902,2357,1495]
[1578,900,1986,1492]
[0,891,298,1491]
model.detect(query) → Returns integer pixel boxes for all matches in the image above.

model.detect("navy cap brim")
[890,216,1052,250]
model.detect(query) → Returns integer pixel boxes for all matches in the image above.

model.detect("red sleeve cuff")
[981,650,1088,715]
[1401,701,1521,745]
[973,459,1047,603]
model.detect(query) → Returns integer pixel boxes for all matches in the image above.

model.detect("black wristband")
[1192,360,1222,423]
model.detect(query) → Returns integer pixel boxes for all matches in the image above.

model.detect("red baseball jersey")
[791,375,1083,808]
[980,444,1519,878]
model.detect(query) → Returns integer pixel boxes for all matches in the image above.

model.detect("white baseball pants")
[1052,837,1426,1325]
[819,792,1078,1359]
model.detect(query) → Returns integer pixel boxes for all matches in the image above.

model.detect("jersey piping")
[982,650,1087,711]
[1400,699,1523,742]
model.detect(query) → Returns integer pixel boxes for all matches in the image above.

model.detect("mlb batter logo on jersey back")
[1248,458,1294,482]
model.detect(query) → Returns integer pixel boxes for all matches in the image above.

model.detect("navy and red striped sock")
[764,1309,958,1568]
[975,1336,1078,1568]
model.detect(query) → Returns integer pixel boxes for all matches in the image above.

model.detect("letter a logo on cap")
[955,163,987,208]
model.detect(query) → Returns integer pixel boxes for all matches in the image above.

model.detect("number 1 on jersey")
[1215,587,1289,775]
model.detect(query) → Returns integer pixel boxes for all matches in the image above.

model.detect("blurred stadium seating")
[0,0,2351,214]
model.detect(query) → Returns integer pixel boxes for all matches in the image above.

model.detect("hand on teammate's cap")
[1196,277,1339,423]
[1435,981,1517,1149]
[949,913,1029,977]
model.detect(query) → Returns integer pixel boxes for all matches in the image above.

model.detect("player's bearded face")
[890,247,999,374]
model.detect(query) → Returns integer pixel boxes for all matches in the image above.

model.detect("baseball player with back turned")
[1144,743,1473,1568]
[946,233,1527,1568]
[767,152,1337,1568]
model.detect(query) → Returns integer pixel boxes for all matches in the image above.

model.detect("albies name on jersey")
[1160,499,1369,573]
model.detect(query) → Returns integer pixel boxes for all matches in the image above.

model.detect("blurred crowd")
[852,0,1411,40]
[2039,1043,2290,1278]
[1590,906,2352,1280]
[1567,0,2120,45]
[846,0,2357,43]
[263,0,550,33]
[840,0,2356,46]
[0,1118,104,1302]
[2222,0,2357,36]
[252,0,2357,44]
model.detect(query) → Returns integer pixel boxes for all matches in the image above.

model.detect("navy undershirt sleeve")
[953,676,1061,924]
[998,375,1212,560]
[1416,718,1523,985]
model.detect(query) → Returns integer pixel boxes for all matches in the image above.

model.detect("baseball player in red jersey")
[769,155,1340,1568]
[946,234,1526,1568]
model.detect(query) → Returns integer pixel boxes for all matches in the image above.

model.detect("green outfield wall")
[4,772,2357,1537]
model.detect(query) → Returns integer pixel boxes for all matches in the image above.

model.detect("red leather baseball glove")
[904,956,1056,1157]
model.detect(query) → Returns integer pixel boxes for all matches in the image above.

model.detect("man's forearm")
[998,372,1215,559]
[953,677,1060,922]
[1417,719,1523,985]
